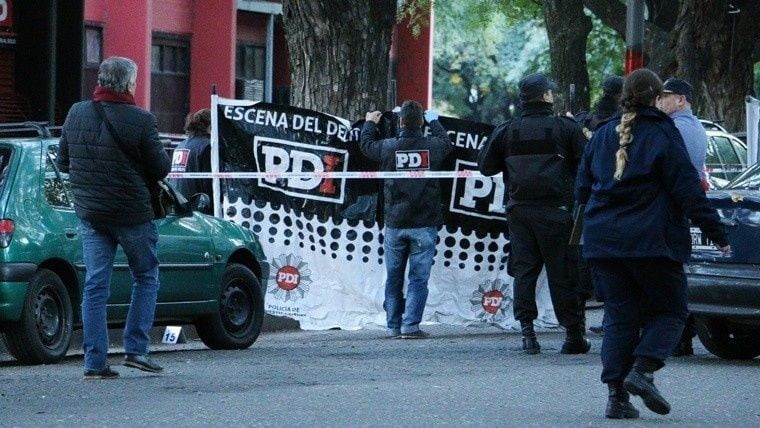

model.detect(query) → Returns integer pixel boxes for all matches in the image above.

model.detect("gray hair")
[97,56,138,93]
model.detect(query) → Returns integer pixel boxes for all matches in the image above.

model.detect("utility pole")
[625,0,645,75]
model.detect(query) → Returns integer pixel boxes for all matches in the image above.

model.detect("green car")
[0,123,268,365]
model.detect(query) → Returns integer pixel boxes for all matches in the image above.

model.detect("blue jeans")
[79,219,160,371]
[383,227,437,334]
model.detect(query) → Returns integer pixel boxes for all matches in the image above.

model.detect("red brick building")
[0,0,432,132]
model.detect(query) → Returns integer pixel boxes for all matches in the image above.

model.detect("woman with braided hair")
[575,68,730,419]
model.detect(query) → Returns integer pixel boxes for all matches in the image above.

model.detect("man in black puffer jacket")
[360,100,453,339]
[57,56,171,379]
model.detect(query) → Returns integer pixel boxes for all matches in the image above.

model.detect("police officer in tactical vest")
[478,72,590,355]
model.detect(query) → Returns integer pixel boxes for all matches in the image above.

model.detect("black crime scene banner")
[216,98,558,330]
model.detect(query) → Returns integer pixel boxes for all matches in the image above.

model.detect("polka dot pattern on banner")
[222,197,510,272]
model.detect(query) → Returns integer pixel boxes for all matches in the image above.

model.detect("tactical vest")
[503,116,575,208]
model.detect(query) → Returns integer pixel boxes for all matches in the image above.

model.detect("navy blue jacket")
[360,120,453,228]
[575,106,728,262]
[169,134,212,213]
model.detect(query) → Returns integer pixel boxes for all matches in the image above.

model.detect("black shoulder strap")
[92,101,147,181]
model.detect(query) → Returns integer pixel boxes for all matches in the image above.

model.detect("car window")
[44,145,73,208]
[726,164,760,190]
[705,139,724,179]
[730,139,747,166]
[712,136,740,167]
[0,145,12,190]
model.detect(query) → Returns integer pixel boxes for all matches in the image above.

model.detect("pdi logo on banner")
[449,160,506,221]
[253,136,349,203]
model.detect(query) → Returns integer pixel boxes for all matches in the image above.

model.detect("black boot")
[605,382,639,419]
[623,358,671,415]
[672,340,694,357]
[520,321,540,354]
[560,324,591,354]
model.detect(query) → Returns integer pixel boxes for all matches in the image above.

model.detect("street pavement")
[1,308,758,427]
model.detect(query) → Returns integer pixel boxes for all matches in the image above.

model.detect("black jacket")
[359,120,453,228]
[478,102,586,210]
[169,134,212,213]
[57,101,171,225]
[575,107,727,263]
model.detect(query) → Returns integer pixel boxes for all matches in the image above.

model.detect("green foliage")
[585,13,625,105]
[397,0,432,37]
[432,0,549,123]
[432,0,625,122]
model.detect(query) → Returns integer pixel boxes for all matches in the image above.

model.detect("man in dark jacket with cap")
[478,72,590,355]
[58,56,171,379]
[360,100,453,339]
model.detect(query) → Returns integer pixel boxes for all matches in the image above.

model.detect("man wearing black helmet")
[478,72,590,355]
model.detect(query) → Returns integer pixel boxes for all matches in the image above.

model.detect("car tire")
[695,317,760,360]
[2,269,73,364]
[195,263,264,350]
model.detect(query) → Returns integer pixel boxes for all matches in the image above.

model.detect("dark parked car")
[687,162,760,359]
[0,123,268,364]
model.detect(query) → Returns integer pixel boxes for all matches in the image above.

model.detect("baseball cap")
[663,77,693,103]
[519,72,558,102]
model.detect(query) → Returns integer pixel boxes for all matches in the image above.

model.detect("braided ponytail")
[612,69,663,181]
[614,111,636,180]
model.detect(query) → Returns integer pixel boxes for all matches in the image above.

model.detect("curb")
[0,314,299,362]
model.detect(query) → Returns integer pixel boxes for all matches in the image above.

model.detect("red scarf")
[92,85,136,104]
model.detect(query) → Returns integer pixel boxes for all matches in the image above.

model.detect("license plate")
[690,227,715,250]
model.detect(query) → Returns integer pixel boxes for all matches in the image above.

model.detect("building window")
[236,44,265,81]
[236,43,265,101]
[81,25,103,99]
[151,34,190,133]
[152,37,189,75]
[85,26,102,65]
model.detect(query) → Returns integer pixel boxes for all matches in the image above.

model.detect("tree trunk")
[674,0,760,131]
[542,0,592,113]
[281,0,396,119]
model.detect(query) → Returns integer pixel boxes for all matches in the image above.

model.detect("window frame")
[43,145,74,209]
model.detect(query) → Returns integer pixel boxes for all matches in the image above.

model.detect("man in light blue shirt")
[657,78,708,186]
[656,77,707,357]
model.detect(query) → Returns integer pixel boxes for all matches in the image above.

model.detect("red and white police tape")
[167,170,498,179]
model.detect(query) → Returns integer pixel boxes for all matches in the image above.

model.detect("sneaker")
[400,330,430,339]
[623,369,671,415]
[83,366,119,380]
[124,354,164,373]
[387,328,401,339]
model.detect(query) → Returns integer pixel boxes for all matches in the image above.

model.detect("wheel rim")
[34,284,65,347]
[220,279,253,336]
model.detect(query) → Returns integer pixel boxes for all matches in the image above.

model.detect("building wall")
[153,0,193,34]
[81,0,432,124]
